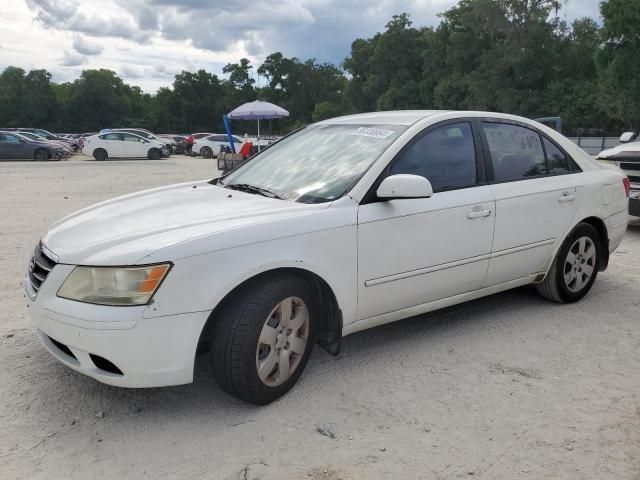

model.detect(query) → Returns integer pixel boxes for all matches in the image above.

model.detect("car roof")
[317,110,450,126]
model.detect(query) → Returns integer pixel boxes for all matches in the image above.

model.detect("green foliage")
[596,0,640,128]
[0,0,638,134]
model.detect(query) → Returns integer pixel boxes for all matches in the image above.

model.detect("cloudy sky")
[0,0,601,93]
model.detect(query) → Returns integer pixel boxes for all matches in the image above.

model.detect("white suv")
[82,132,169,160]
[27,111,628,404]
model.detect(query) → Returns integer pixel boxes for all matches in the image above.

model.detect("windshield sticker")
[351,127,395,139]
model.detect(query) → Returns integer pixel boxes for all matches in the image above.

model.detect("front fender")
[142,225,358,328]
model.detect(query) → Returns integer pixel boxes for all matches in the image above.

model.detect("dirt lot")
[1,155,639,480]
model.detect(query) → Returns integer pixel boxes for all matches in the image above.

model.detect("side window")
[123,134,142,143]
[389,122,477,192]
[482,122,547,182]
[543,138,570,174]
[100,133,122,141]
[2,134,21,144]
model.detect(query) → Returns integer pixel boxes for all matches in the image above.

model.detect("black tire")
[201,147,213,159]
[536,222,602,303]
[210,274,317,405]
[34,149,49,161]
[148,148,162,160]
[93,149,108,161]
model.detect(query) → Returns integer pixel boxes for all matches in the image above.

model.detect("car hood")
[598,142,640,159]
[42,180,325,265]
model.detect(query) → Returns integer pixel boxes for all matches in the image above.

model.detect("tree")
[596,0,640,128]
[67,69,132,131]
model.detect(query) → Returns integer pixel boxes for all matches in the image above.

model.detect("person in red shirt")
[185,134,194,155]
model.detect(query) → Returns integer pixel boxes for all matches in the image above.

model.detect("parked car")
[26,111,629,404]
[82,131,169,160]
[596,131,640,216]
[192,132,214,140]
[159,134,189,154]
[4,128,73,147]
[17,131,73,154]
[0,131,66,160]
[193,134,245,158]
[112,129,175,154]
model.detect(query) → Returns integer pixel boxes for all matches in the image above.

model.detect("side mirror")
[376,174,434,200]
[619,132,636,143]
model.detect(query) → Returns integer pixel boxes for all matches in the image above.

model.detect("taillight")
[623,177,631,197]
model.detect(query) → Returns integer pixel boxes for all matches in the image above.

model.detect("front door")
[357,121,496,320]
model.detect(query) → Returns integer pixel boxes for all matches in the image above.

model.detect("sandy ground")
[1,155,639,480]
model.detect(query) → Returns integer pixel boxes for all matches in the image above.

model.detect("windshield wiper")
[224,183,283,199]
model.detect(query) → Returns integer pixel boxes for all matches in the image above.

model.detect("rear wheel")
[93,149,108,161]
[537,222,601,303]
[201,147,213,159]
[210,275,317,404]
[148,148,162,160]
[34,149,49,161]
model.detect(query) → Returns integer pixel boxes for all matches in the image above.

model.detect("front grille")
[28,243,57,295]
[620,162,640,171]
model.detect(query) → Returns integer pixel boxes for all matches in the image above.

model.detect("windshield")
[220,124,406,203]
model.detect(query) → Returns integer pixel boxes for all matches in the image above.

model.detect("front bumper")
[25,264,210,388]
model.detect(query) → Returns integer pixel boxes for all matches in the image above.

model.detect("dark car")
[4,128,73,146]
[160,134,189,154]
[0,131,65,160]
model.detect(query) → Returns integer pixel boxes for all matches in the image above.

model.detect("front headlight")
[57,264,171,306]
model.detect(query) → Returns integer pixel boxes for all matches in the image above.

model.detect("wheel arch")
[196,266,343,359]
[34,147,50,159]
[580,216,609,271]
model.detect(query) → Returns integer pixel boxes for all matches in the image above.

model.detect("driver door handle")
[558,191,576,203]
[467,209,492,219]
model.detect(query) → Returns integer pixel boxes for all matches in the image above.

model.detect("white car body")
[27,110,628,391]
[82,132,168,159]
[596,140,640,216]
[193,134,244,157]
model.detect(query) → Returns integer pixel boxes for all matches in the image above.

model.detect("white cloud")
[72,34,104,55]
[61,50,87,66]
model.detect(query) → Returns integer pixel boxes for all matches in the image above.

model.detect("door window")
[482,123,547,181]
[0,133,21,143]
[100,133,122,141]
[123,134,143,143]
[389,122,477,192]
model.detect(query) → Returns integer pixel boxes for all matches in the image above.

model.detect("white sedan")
[82,132,169,160]
[193,134,245,158]
[26,111,628,404]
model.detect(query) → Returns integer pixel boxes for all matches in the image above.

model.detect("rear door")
[480,120,582,286]
[0,133,27,158]
[100,133,124,157]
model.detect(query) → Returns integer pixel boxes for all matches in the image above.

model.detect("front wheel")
[537,222,601,303]
[148,148,162,160]
[201,147,213,159]
[210,275,317,404]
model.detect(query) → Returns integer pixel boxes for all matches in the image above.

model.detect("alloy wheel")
[563,236,596,293]
[256,296,310,387]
